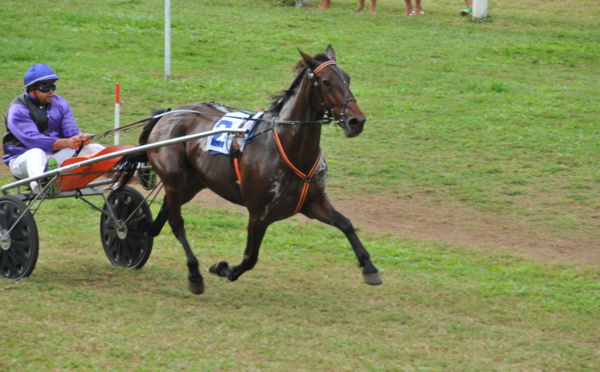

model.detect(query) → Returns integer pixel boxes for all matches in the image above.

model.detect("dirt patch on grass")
[2,163,594,268]
[192,189,599,268]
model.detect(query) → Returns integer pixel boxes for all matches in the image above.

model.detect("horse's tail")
[109,109,169,198]
[139,108,170,145]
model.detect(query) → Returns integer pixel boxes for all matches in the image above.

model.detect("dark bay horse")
[111,45,382,294]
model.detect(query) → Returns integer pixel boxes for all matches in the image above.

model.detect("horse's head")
[299,45,366,138]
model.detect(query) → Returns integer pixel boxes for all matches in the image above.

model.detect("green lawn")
[0,0,598,370]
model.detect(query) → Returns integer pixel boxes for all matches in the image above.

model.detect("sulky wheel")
[100,186,153,269]
[0,195,39,280]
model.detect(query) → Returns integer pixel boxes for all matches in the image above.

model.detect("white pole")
[165,0,171,80]
[472,0,488,19]
[114,83,120,145]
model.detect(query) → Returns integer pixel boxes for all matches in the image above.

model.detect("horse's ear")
[326,45,337,62]
[298,48,319,70]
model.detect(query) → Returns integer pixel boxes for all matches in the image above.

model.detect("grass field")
[1,0,599,370]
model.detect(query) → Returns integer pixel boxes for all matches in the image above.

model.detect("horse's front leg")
[302,194,383,286]
[209,215,268,282]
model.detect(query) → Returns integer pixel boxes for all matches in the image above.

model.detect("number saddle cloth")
[205,111,264,155]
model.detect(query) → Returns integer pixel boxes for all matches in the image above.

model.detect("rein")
[89,57,351,142]
[88,108,331,144]
[96,59,347,217]
[90,109,199,140]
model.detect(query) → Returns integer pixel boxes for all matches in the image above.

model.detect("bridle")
[307,60,357,128]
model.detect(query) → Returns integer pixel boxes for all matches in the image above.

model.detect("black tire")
[100,186,153,269]
[0,195,39,280]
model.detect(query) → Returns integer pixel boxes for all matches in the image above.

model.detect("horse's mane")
[267,53,332,114]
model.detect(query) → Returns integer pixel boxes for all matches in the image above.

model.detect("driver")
[3,63,105,193]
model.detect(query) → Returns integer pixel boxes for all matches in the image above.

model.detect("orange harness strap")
[234,157,242,185]
[273,130,321,215]
[313,60,337,75]
[232,137,244,187]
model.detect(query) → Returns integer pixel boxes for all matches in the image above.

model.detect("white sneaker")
[31,181,42,194]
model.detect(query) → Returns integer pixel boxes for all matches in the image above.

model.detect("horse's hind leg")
[302,195,382,286]
[174,226,205,295]
[148,201,169,237]
[128,199,168,236]
[165,195,204,294]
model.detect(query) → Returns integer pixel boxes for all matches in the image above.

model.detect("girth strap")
[273,130,321,215]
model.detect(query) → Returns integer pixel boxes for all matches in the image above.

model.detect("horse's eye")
[322,79,331,87]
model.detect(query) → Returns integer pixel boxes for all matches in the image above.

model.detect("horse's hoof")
[187,279,205,295]
[209,261,229,277]
[363,272,383,286]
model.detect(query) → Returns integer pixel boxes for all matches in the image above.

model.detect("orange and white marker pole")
[114,83,121,145]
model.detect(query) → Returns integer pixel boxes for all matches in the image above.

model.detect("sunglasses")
[37,82,57,93]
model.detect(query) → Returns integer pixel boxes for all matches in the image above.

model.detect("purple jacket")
[3,93,82,165]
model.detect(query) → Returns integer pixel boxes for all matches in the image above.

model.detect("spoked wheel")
[0,195,39,280]
[100,186,153,269]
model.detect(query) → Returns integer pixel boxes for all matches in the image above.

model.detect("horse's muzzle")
[342,116,366,138]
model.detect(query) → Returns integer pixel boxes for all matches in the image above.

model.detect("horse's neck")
[275,79,323,161]
[279,77,323,123]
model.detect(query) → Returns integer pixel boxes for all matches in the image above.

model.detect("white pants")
[9,144,105,190]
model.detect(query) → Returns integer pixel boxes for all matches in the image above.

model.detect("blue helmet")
[24,63,60,88]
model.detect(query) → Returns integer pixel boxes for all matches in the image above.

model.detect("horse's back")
[149,103,222,142]
[148,103,244,204]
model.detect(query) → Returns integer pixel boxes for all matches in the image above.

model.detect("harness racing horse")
[111,45,382,294]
